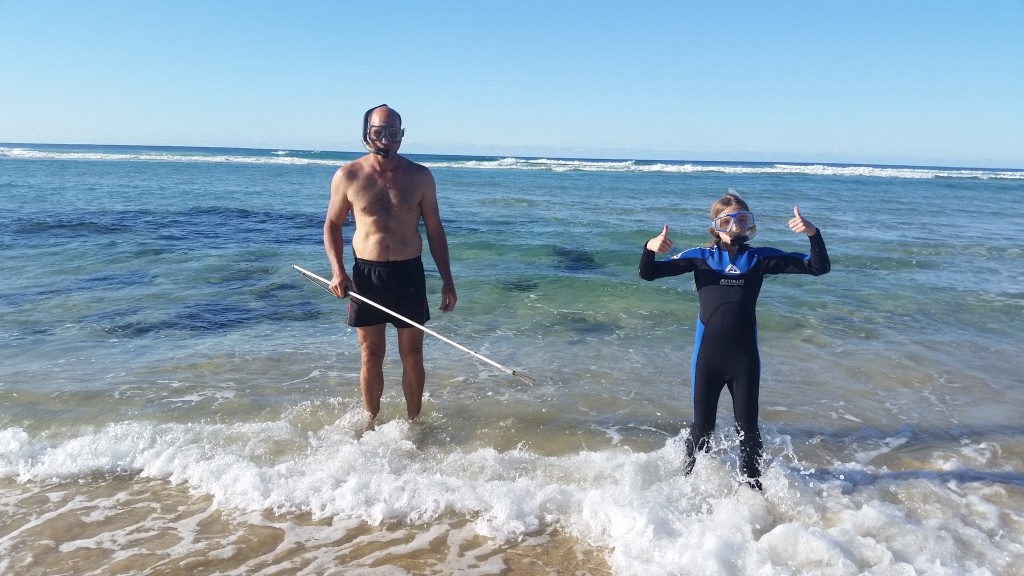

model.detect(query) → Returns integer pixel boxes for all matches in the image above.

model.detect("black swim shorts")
[347,256,430,328]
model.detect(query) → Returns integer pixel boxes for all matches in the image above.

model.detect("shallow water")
[1,144,1023,575]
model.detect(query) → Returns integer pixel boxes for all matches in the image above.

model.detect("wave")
[422,156,1024,179]
[0,416,1019,573]
[1,417,1020,575]
[3,146,1022,179]
[0,146,343,167]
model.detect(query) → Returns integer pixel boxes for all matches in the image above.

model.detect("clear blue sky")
[2,1,1022,168]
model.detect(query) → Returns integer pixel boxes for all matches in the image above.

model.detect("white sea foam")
[419,156,1024,179]
[4,146,1021,179]
[0,146,341,167]
[1,416,1021,575]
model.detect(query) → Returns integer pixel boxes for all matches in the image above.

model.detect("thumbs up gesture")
[788,206,818,236]
[646,224,673,253]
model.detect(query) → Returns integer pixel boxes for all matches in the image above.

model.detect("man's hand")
[439,283,457,312]
[329,273,355,298]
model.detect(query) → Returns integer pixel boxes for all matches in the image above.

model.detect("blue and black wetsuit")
[639,233,830,480]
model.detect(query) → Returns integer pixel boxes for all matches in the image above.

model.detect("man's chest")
[352,185,421,218]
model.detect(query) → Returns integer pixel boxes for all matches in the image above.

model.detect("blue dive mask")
[712,211,757,243]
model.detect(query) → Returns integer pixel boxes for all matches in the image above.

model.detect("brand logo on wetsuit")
[724,264,742,275]
[720,278,745,285]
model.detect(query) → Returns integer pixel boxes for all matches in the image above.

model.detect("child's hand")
[646,224,673,253]
[789,207,818,236]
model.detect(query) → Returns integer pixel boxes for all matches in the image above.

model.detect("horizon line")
[2,141,1021,172]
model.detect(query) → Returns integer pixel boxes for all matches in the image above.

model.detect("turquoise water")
[1,144,1023,575]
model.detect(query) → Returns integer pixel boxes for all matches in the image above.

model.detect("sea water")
[1,144,1023,575]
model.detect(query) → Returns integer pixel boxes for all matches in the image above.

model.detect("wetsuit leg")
[685,344,728,475]
[727,350,763,482]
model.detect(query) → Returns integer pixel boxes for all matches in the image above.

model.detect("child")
[639,192,831,488]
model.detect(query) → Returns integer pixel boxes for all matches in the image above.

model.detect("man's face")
[366,110,404,155]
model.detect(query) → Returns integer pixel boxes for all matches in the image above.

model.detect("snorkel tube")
[363,104,391,158]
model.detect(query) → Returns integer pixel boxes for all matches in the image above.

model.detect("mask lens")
[369,126,403,141]
[714,211,755,232]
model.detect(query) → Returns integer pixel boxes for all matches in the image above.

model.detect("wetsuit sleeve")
[639,246,701,281]
[763,231,831,276]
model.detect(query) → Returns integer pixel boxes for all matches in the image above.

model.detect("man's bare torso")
[341,155,427,262]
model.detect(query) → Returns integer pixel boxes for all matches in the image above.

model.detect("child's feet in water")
[684,455,696,476]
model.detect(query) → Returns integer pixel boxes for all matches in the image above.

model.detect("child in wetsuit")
[638,192,831,487]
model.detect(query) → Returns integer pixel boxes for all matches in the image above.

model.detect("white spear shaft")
[292,265,533,384]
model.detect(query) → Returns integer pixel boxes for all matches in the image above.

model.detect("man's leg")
[357,325,387,420]
[396,327,425,419]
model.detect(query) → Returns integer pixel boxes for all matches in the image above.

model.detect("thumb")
[661,224,669,236]
[793,206,802,219]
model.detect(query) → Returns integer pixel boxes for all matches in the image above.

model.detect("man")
[323,104,457,422]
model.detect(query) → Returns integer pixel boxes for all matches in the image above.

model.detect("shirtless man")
[323,104,457,422]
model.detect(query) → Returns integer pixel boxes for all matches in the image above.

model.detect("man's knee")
[361,347,385,366]
[358,330,387,365]
[397,329,424,362]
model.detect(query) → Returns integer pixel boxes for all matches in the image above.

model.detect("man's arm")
[323,168,355,298]
[419,170,457,312]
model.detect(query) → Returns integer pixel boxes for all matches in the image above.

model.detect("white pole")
[292,265,533,384]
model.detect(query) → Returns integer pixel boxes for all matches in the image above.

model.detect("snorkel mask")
[711,211,757,244]
[362,104,404,159]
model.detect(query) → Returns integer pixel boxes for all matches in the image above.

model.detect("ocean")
[1,143,1022,575]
